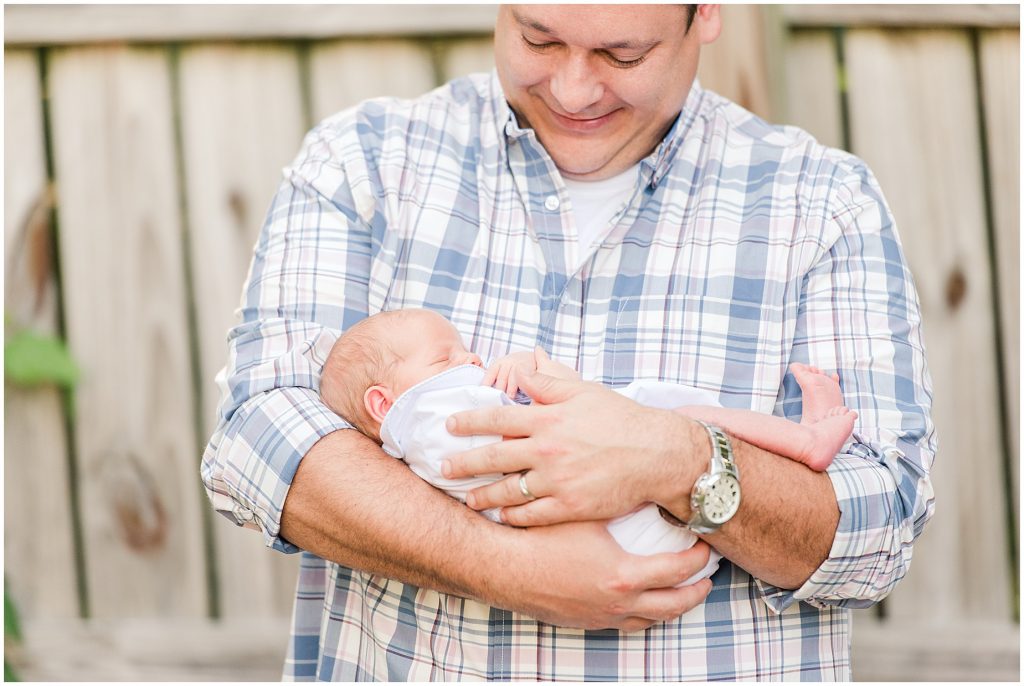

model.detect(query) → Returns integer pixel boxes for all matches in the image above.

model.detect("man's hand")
[443,370,706,527]
[282,430,713,630]
[507,521,714,631]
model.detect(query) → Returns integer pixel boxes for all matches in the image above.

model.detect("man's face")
[494,4,720,181]
[388,311,483,397]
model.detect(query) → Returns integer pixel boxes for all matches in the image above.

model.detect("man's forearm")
[279,428,716,630]
[280,429,515,600]
[657,419,839,589]
[709,439,838,588]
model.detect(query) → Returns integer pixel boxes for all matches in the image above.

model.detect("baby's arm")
[483,346,578,397]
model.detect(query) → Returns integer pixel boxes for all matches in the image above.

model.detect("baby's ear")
[364,386,394,424]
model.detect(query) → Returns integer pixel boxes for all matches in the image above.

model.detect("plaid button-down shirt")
[201,72,935,681]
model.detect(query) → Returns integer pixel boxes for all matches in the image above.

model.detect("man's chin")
[554,157,626,181]
[547,148,614,178]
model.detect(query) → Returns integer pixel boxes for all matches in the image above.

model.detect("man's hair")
[320,312,407,442]
[684,5,697,33]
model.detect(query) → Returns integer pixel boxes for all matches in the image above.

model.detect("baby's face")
[388,312,483,397]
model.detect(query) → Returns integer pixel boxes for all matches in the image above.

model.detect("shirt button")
[544,195,560,211]
[232,505,254,525]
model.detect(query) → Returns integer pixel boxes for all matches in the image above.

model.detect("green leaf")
[4,588,21,641]
[5,659,18,682]
[4,330,79,389]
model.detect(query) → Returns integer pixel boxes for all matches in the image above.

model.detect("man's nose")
[548,53,604,115]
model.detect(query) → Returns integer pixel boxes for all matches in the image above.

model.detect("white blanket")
[380,364,723,585]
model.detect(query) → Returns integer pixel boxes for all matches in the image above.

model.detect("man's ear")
[364,385,394,424]
[694,4,722,45]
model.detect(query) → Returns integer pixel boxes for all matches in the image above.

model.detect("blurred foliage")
[4,318,81,681]
[4,329,79,389]
[5,582,22,681]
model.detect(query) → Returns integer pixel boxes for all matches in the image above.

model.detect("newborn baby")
[320,309,856,586]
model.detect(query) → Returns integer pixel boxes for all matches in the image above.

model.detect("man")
[202,4,935,680]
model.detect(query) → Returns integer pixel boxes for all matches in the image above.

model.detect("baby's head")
[321,309,483,442]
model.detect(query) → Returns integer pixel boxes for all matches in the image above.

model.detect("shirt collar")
[640,78,706,189]
[491,71,707,190]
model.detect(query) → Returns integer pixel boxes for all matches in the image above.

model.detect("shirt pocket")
[602,277,795,412]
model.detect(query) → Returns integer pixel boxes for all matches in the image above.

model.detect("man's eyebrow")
[512,9,556,35]
[600,38,660,51]
[511,10,659,52]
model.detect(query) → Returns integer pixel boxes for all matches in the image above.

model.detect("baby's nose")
[465,352,483,367]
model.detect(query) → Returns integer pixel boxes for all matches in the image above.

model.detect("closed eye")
[522,34,557,52]
[603,51,647,68]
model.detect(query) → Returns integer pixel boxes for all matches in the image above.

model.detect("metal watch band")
[657,420,739,534]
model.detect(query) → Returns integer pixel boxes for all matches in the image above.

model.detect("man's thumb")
[533,345,551,366]
[518,364,579,406]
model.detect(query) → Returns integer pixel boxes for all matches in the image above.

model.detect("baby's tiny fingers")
[506,368,519,397]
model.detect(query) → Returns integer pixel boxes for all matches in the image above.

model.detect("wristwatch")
[658,420,740,534]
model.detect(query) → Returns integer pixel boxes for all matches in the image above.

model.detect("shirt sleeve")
[756,157,937,612]
[200,120,380,552]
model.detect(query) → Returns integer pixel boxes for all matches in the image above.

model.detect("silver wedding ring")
[518,471,536,501]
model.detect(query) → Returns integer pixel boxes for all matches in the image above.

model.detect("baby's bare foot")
[800,407,857,471]
[791,363,844,423]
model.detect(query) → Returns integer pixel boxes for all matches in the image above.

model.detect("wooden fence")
[4,5,1019,681]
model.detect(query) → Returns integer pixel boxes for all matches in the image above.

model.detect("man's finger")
[517,369,587,406]
[443,436,536,480]
[619,617,656,633]
[500,496,573,527]
[446,402,536,437]
[465,470,542,510]
[629,579,713,622]
[628,541,713,589]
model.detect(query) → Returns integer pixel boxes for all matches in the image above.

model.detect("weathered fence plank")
[18,618,289,681]
[783,30,843,150]
[442,37,494,81]
[979,29,1020,526]
[699,5,776,121]
[850,620,1020,681]
[177,43,308,618]
[785,4,1019,29]
[4,4,499,46]
[3,49,79,620]
[308,40,437,126]
[48,46,207,618]
[845,29,1010,623]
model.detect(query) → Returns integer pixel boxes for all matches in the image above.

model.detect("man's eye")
[605,52,647,68]
[522,35,557,51]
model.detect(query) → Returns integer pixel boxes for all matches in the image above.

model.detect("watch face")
[703,474,741,524]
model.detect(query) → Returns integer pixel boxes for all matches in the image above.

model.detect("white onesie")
[379,364,723,586]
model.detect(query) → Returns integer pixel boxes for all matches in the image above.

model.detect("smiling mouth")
[550,108,618,133]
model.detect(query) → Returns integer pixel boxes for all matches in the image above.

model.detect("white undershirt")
[562,164,640,268]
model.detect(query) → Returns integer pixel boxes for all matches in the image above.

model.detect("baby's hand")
[483,347,580,397]
[483,351,537,397]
